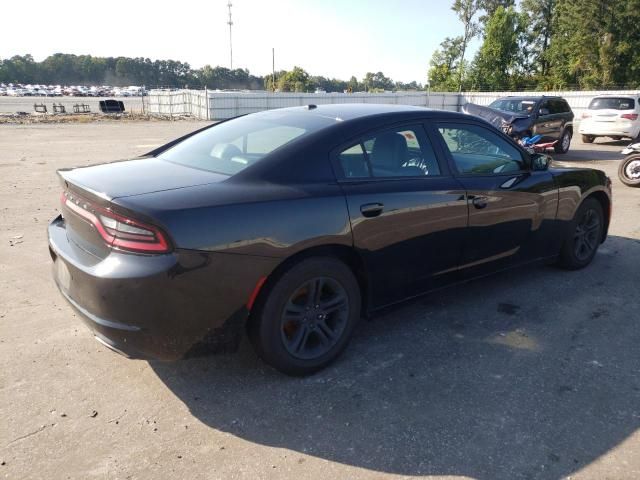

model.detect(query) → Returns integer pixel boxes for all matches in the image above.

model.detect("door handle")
[471,196,488,209]
[360,203,384,218]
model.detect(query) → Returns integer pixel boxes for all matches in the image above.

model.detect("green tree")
[548,0,640,88]
[470,6,523,90]
[428,36,464,91]
[362,71,394,91]
[520,0,555,80]
[452,0,482,91]
[347,76,361,92]
[478,0,515,24]
[275,66,311,92]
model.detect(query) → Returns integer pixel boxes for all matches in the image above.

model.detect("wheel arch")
[246,244,370,331]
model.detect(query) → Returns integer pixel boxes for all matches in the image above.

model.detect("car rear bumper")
[48,214,277,360]
[579,122,640,138]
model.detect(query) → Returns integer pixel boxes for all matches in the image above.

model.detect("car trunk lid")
[58,157,227,258]
[58,157,229,202]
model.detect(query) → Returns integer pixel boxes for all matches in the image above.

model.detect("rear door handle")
[360,203,384,218]
[471,196,488,209]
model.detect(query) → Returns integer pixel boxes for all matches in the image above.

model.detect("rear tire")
[248,257,361,376]
[555,129,572,153]
[618,154,640,187]
[557,198,604,270]
[581,134,595,144]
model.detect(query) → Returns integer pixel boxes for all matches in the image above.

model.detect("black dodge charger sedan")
[49,104,611,375]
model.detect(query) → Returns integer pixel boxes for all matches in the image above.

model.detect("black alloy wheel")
[558,198,603,269]
[249,257,361,376]
[573,207,602,262]
[280,277,349,360]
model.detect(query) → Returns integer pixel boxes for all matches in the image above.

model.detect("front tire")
[555,129,572,153]
[618,154,640,187]
[557,198,604,270]
[249,257,361,376]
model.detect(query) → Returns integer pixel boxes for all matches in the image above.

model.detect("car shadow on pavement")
[556,138,632,162]
[150,235,640,479]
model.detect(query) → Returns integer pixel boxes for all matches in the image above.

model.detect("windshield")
[488,98,538,114]
[157,110,336,175]
[588,97,635,111]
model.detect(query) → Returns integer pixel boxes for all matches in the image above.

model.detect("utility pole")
[227,1,233,70]
[272,48,275,92]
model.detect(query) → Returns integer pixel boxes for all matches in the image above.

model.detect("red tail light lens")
[621,113,638,121]
[61,191,170,253]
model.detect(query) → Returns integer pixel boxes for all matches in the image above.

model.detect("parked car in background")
[579,95,640,143]
[49,104,611,375]
[463,96,575,153]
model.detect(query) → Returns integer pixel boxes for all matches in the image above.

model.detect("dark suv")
[463,96,575,154]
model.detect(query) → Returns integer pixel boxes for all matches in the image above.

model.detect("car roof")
[494,95,565,101]
[590,93,639,98]
[257,103,466,122]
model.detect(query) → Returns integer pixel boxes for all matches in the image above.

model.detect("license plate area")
[54,258,72,293]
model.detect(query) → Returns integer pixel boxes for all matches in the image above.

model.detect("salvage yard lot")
[1,121,639,480]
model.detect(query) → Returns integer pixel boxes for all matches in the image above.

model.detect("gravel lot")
[0,96,144,114]
[1,122,639,480]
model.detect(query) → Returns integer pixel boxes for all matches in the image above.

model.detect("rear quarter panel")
[113,182,353,258]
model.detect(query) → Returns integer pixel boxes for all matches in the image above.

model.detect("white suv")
[580,95,640,143]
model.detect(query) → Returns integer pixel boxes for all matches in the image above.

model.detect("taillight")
[582,112,592,119]
[621,113,638,121]
[61,191,170,253]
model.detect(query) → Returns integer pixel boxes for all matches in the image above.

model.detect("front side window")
[338,125,440,179]
[437,124,524,175]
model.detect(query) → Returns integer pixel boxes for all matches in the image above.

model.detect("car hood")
[462,103,530,129]
[58,157,229,201]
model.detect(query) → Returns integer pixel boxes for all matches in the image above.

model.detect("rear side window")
[549,99,570,114]
[338,125,441,179]
[158,111,336,175]
[588,97,636,110]
[339,144,370,178]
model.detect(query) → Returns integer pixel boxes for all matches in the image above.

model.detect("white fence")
[148,89,640,121]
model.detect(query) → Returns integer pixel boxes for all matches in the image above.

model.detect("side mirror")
[539,107,550,116]
[531,153,552,171]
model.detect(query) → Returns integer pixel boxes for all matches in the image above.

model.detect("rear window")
[588,97,635,110]
[157,111,336,175]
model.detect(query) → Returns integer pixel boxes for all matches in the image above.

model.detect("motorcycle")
[619,142,640,187]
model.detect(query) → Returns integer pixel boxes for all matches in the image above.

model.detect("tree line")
[0,54,421,93]
[2,0,638,92]
[429,0,640,91]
